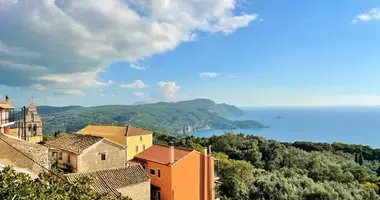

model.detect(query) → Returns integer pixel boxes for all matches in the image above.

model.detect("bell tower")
[18,103,43,143]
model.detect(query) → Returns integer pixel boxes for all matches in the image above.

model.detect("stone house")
[77,125,153,161]
[45,134,125,173]
[65,165,151,200]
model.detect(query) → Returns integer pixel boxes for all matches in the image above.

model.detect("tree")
[359,153,364,165]
[0,166,131,200]
[355,153,359,163]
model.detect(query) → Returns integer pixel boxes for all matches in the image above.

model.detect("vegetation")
[154,132,380,200]
[0,166,130,200]
[37,99,266,135]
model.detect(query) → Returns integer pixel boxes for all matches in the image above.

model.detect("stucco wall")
[143,161,171,200]
[172,152,202,200]
[126,134,152,161]
[117,181,151,200]
[56,150,78,172]
[78,140,125,172]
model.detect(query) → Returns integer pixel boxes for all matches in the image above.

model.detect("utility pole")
[23,106,26,141]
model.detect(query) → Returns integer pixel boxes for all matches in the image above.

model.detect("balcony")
[0,110,16,127]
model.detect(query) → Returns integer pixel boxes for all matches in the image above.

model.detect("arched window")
[31,112,35,122]
[33,125,37,136]
[28,125,32,132]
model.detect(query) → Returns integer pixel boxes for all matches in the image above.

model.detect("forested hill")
[38,99,266,134]
[154,132,380,200]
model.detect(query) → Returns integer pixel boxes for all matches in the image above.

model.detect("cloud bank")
[0,0,257,94]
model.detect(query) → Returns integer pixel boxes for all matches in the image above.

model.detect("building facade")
[132,144,217,200]
[77,125,153,161]
[0,96,15,135]
[45,134,125,173]
[8,103,43,143]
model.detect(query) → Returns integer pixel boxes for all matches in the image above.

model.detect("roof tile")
[134,145,193,165]
[44,134,103,154]
[65,165,150,197]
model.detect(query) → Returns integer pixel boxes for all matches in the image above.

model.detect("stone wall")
[117,181,151,200]
[77,139,125,172]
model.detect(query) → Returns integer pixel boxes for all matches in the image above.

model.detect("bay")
[191,107,380,148]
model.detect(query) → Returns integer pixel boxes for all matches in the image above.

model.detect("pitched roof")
[134,145,193,165]
[0,134,49,175]
[44,134,103,154]
[78,125,152,137]
[0,103,15,109]
[65,165,150,197]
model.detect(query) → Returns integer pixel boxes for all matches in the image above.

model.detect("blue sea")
[191,107,380,148]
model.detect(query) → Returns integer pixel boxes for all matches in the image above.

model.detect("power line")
[0,136,115,199]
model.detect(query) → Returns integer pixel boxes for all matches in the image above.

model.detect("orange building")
[132,143,217,200]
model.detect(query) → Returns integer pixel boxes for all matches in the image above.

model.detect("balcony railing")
[0,117,15,125]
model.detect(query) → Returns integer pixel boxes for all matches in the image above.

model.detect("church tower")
[18,103,43,143]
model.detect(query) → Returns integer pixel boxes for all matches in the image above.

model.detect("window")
[150,168,155,175]
[143,144,146,151]
[59,152,62,160]
[140,136,142,141]
[100,153,106,161]
[67,155,71,163]
[158,169,161,178]
[52,152,57,158]
[157,191,161,200]
[135,145,139,153]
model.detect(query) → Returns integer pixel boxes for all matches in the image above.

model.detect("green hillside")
[39,99,266,135]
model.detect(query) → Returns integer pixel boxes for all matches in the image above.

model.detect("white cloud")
[130,64,146,71]
[120,80,146,88]
[157,81,180,97]
[259,18,264,22]
[351,8,380,24]
[133,92,145,98]
[200,72,219,78]
[0,0,257,93]
[57,90,85,96]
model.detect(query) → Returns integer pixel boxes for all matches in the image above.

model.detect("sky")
[1,0,380,107]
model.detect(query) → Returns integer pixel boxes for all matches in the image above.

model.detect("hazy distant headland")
[35,99,267,135]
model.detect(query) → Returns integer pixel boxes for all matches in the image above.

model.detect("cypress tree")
[355,153,358,163]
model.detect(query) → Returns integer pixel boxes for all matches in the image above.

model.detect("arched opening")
[28,124,32,132]
[31,112,35,122]
[33,125,37,136]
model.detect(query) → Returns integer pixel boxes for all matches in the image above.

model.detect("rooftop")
[134,145,193,165]
[44,134,103,154]
[0,103,15,109]
[65,165,150,197]
[0,133,49,175]
[78,124,152,137]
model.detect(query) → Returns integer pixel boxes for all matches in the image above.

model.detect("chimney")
[169,142,174,164]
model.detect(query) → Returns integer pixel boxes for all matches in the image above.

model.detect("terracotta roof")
[134,145,193,165]
[0,103,15,109]
[44,134,103,154]
[78,125,152,137]
[0,134,49,175]
[65,165,150,197]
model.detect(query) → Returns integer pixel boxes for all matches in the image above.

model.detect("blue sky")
[1,0,380,107]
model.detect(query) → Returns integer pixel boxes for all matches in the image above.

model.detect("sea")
[191,107,380,148]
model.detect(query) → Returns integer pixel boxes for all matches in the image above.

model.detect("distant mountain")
[133,101,147,105]
[38,99,266,135]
